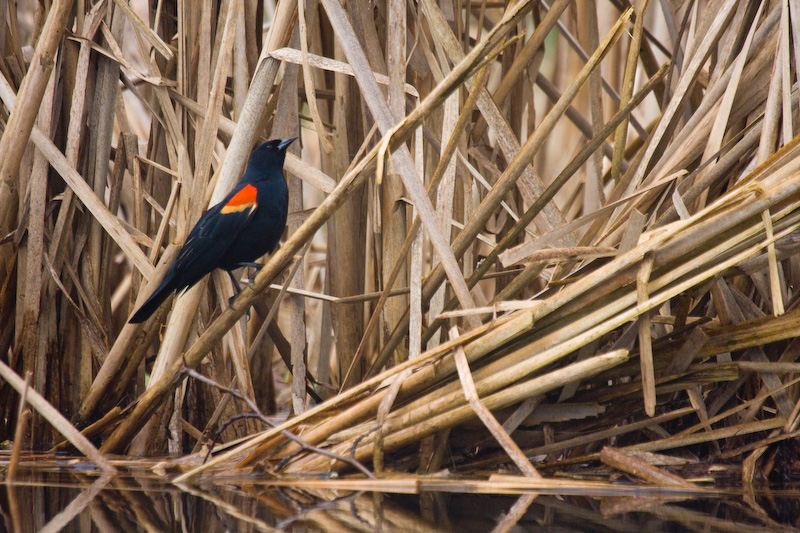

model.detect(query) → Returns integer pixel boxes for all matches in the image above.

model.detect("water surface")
[1,457,798,531]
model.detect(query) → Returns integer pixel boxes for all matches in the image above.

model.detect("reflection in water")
[1,461,799,531]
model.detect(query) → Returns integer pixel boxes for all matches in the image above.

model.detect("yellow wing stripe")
[220,184,258,214]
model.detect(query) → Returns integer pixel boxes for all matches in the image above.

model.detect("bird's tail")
[128,273,177,323]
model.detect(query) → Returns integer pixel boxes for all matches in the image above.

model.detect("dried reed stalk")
[0,1,797,489]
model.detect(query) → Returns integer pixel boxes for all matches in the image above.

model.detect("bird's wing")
[172,183,259,276]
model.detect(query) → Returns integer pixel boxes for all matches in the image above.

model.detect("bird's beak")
[278,137,298,150]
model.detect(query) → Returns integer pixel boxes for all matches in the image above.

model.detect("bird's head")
[244,137,297,180]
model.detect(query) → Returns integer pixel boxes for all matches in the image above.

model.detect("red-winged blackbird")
[129,137,296,323]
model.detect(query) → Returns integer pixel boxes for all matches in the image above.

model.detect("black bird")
[129,137,296,323]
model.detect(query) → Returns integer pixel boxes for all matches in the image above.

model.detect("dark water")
[1,460,799,532]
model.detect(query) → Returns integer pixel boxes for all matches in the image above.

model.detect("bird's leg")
[227,270,243,307]
[226,270,252,319]
[227,263,264,316]
[236,261,264,289]
[227,269,243,294]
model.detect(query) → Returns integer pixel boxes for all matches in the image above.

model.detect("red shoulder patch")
[220,184,257,214]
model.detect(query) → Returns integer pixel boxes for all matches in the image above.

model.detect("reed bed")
[1,0,799,489]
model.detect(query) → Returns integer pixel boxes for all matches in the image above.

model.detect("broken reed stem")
[637,253,656,416]
[0,359,116,473]
[7,372,31,483]
[600,447,700,489]
[450,327,542,479]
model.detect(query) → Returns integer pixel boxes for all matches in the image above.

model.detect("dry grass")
[0,0,799,489]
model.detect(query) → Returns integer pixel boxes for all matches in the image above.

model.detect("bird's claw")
[228,294,251,319]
